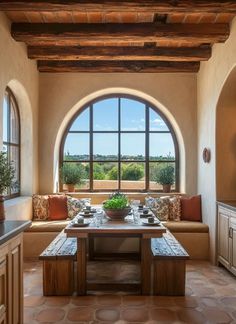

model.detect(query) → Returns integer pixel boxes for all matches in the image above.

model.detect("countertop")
[217,200,236,212]
[0,220,31,245]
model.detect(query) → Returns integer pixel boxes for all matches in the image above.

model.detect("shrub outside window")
[60,95,179,192]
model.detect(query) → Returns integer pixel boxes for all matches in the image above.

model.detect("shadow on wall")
[53,87,186,193]
[216,65,236,201]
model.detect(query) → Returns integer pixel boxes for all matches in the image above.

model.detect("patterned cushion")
[32,195,49,221]
[153,197,170,221]
[67,197,83,219]
[169,196,181,221]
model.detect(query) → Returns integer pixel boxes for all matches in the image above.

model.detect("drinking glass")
[130,200,140,224]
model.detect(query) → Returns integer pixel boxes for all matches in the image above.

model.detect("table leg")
[77,238,87,295]
[141,238,152,295]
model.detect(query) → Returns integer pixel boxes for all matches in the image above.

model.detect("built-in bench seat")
[24,219,209,260]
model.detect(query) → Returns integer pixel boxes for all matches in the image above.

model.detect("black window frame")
[3,87,21,199]
[60,94,179,192]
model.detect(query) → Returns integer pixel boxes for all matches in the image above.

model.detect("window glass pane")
[93,133,118,161]
[93,162,118,190]
[10,146,20,194]
[149,108,169,131]
[93,98,118,131]
[70,108,89,131]
[121,162,145,190]
[121,133,145,161]
[149,162,175,191]
[64,133,89,161]
[3,95,9,142]
[149,133,175,161]
[121,98,145,131]
[62,162,90,190]
[10,100,19,144]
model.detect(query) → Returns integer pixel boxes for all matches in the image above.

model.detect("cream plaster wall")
[197,17,236,262]
[0,13,39,219]
[38,73,197,195]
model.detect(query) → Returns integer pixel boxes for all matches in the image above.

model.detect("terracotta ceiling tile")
[105,12,121,23]
[167,13,185,23]
[41,12,58,23]
[183,13,201,23]
[25,12,43,23]
[72,12,88,23]
[120,12,138,23]
[87,12,104,23]
[6,11,28,22]
[215,13,235,23]
[56,11,73,23]
[199,13,217,23]
[137,13,154,23]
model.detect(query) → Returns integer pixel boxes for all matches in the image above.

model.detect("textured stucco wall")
[197,17,236,262]
[0,13,39,219]
[39,73,197,195]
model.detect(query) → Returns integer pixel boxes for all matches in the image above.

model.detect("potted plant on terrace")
[0,151,15,222]
[60,163,85,192]
[156,165,175,193]
[103,192,130,220]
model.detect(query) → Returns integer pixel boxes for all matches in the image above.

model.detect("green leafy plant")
[155,165,175,185]
[0,152,15,195]
[104,192,129,210]
[60,163,85,185]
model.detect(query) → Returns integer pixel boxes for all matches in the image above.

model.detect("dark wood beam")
[37,60,200,73]
[1,1,236,13]
[12,23,229,45]
[28,45,211,61]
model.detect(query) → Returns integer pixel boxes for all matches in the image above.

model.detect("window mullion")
[90,105,93,191]
[118,97,121,191]
[145,105,149,191]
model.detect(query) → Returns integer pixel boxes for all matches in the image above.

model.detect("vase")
[0,195,5,222]
[162,184,171,193]
[66,184,75,192]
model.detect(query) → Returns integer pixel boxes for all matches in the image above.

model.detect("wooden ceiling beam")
[1,1,236,13]
[28,45,211,61]
[37,60,200,73]
[12,23,229,45]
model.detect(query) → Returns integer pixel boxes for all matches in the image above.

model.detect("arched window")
[61,95,179,192]
[2,88,20,198]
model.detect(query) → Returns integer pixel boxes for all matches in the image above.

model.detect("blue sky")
[64,98,175,158]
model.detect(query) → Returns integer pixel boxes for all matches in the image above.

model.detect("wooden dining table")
[65,215,166,295]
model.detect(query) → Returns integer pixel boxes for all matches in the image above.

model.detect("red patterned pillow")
[48,195,68,220]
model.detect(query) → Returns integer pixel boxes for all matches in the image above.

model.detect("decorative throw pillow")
[180,195,202,222]
[169,196,181,221]
[145,196,156,209]
[153,197,170,221]
[32,195,49,221]
[48,195,68,220]
[67,197,83,219]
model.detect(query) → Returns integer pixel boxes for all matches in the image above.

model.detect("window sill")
[4,196,32,221]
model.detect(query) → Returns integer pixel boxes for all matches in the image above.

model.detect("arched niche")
[53,87,186,193]
[6,79,34,196]
[216,65,236,200]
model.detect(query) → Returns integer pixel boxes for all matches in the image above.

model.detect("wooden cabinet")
[0,234,23,324]
[218,205,236,275]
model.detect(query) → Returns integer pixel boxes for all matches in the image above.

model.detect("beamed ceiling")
[1,1,236,73]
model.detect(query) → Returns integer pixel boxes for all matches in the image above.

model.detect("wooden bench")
[39,230,77,296]
[151,231,189,296]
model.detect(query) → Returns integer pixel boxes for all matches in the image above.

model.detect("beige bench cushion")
[163,221,209,233]
[25,220,70,232]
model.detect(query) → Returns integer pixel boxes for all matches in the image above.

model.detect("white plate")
[71,222,90,227]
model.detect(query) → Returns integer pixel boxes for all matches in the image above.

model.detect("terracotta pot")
[104,207,131,220]
[162,184,171,193]
[0,195,5,223]
[66,184,75,192]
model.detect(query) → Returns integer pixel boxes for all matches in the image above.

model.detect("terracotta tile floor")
[24,260,236,323]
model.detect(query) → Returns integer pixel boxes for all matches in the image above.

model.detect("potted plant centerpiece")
[0,151,16,222]
[103,192,130,220]
[60,163,85,192]
[156,165,175,193]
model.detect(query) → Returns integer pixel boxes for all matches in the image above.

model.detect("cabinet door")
[0,246,8,323]
[218,207,230,268]
[9,236,22,324]
[229,217,236,275]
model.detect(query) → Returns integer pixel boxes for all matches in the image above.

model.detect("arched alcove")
[216,65,236,200]
[6,79,34,196]
[53,87,186,193]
